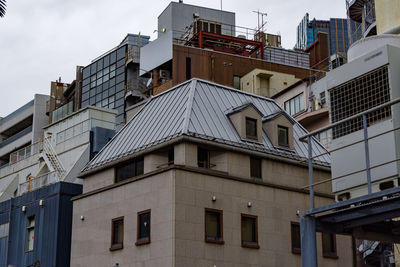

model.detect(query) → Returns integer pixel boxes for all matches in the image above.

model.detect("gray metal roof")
[82,78,330,172]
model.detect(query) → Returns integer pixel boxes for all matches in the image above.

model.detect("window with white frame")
[284,93,305,116]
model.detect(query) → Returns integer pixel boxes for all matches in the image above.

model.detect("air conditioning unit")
[311,99,321,111]
[159,70,170,79]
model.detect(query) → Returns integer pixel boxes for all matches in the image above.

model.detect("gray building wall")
[157,1,235,40]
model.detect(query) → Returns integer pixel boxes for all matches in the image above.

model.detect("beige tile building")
[70,79,352,267]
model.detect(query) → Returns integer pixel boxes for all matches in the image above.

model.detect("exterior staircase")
[40,136,66,181]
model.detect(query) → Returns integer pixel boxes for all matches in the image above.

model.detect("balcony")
[18,171,58,195]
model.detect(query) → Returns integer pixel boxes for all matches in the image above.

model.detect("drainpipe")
[5,197,13,266]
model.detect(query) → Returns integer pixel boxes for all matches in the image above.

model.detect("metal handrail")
[299,97,400,141]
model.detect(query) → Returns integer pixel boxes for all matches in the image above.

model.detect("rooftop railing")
[18,171,58,195]
[300,97,400,209]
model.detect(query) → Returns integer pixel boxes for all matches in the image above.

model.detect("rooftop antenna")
[252,10,267,33]
[220,0,222,10]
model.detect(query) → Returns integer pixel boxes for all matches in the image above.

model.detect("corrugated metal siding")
[83,78,330,172]
[0,182,82,267]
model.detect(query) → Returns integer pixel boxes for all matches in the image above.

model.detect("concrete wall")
[71,171,175,267]
[240,69,300,98]
[375,0,400,34]
[32,94,50,142]
[158,2,235,40]
[173,169,352,267]
[274,82,307,112]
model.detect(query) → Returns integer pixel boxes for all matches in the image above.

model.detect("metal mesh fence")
[330,66,391,139]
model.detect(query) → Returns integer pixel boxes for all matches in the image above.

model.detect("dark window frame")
[110,216,124,251]
[245,117,258,140]
[291,222,301,254]
[186,57,191,80]
[241,214,259,249]
[204,208,224,244]
[115,156,144,183]
[198,147,210,168]
[278,125,289,147]
[250,157,262,179]
[322,232,338,259]
[136,209,151,246]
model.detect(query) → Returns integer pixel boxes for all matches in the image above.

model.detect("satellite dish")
[146,78,152,87]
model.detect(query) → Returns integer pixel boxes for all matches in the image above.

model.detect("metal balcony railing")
[18,171,58,195]
[300,97,400,209]
[9,140,42,165]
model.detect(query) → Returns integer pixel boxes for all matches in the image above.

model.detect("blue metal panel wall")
[0,237,7,266]
[0,182,82,267]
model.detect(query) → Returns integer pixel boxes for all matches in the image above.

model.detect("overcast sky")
[0,0,347,117]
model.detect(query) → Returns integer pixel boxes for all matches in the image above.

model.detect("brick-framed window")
[136,209,151,246]
[110,216,124,251]
[291,222,301,254]
[205,208,224,244]
[241,214,259,249]
[322,232,338,259]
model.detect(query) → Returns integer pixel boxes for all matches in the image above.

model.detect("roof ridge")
[182,79,197,134]
[193,78,277,103]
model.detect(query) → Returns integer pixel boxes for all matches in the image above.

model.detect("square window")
[250,157,261,179]
[291,222,301,254]
[26,216,35,252]
[322,233,338,258]
[110,217,124,251]
[241,214,259,248]
[205,208,224,244]
[198,147,210,168]
[136,210,151,245]
[246,117,257,140]
[278,125,289,147]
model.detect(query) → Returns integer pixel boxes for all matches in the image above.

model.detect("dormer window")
[227,103,263,143]
[278,126,289,147]
[262,111,294,150]
[246,117,258,140]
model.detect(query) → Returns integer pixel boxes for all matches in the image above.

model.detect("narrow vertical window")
[278,125,289,147]
[168,148,174,165]
[198,147,210,168]
[233,75,241,90]
[26,216,35,252]
[110,217,124,251]
[250,157,262,179]
[186,57,191,80]
[291,222,301,254]
[241,214,259,248]
[246,117,257,140]
[136,210,151,245]
[322,233,338,258]
[205,208,224,244]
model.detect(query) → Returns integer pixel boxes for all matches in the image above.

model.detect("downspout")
[5,197,13,266]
